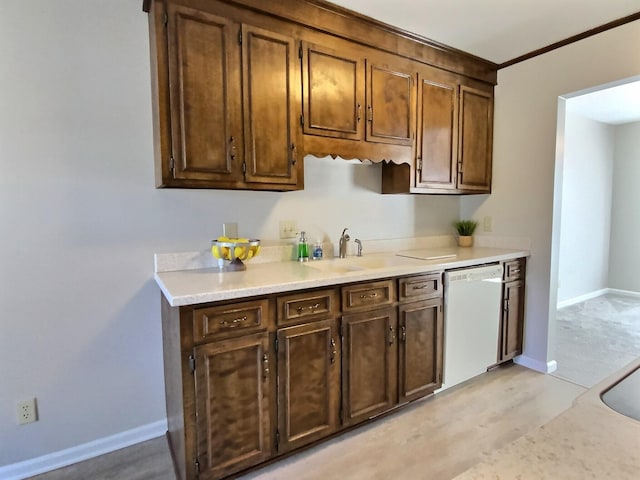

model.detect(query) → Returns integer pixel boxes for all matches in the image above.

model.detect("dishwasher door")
[441,264,503,390]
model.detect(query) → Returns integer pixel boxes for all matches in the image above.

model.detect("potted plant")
[453,219,478,247]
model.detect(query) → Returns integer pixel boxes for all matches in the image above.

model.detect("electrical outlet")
[279,220,297,239]
[483,216,493,232]
[16,398,38,425]
[223,222,238,239]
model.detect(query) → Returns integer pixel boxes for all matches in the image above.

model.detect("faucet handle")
[341,227,349,238]
[354,239,363,256]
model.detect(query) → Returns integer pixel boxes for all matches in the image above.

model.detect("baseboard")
[557,288,608,309]
[607,288,640,298]
[0,419,167,480]
[514,355,558,374]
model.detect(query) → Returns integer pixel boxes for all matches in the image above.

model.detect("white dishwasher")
[440,264,503,391]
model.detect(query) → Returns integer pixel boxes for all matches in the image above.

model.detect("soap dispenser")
[297,231,309,262]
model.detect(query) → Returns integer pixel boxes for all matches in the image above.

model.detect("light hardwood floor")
[28,364,585,480]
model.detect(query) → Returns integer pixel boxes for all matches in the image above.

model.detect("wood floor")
[28,364,585,480]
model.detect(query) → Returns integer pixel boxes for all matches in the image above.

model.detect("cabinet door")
[366,61,414,145]
[302,42,364,140]
[277,320,340,453]
[342,308,397,426]
[166,4,243,184]
[194,333,272,480]
[501,280,524,361]
[242,25,301,186]
[398,299,443,403]
[458,85,493,192]
[415,76,458,190]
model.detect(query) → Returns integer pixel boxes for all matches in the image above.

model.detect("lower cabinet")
[398,298,444,403]
[342,307,398,426]
[193,333,273,480]
[162,271,448,479]
[276,319,341,453]
[498,258,526,363]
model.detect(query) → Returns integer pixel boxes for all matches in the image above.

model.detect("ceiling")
[329,0,640,65]
[330,0,640,124]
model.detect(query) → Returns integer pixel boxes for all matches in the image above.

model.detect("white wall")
[557,112,614,303]
[0,0,459,468]
[609,121,640,292]
[461,21,640,370]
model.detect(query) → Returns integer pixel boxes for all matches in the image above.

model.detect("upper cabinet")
[150,1,302,190]
[382,67,493,194]
[144,0,497,193]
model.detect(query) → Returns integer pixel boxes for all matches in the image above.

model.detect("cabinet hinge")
[238,29,242,45]
[339,406,344,424]
[438,372,442,384]
[340,323,345,338]
[242,161,247,175]
[169,156,175,171]
[274,337,279,353]
[194,458,200,474]
[416,157,422,171]
[299,114,304,127]
[298,43,303,60]
[439,304,442,313]
[163,12,168,26]
[188,354,195,373]
[275,429,280,450]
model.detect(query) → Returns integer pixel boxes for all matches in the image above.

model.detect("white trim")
[557,288,608,309]
[0,420,167,480]
[557,288,640,308]
[608,288,640,298]
[514,355,558,374]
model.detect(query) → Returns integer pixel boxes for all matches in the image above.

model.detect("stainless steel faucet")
[354,239,363,257]
[339,228,350,258]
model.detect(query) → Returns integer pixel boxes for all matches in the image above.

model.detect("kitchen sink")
[302,254,419,274]
[302,260,365,274]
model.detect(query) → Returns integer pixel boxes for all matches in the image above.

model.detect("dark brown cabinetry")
[382,69,493,194]
[275,289,341,453]
[145,0,496,193]
[499,259,526,362]
[194,333,272,480]
[150,1,301,190]
[397,273,444,403]
[160,270,446,479]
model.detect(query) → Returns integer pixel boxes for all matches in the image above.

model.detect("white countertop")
[154,246,528,307]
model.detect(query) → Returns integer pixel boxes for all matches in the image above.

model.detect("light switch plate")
[279,220,297,239]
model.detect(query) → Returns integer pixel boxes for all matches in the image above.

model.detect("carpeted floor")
[552,293,640,387]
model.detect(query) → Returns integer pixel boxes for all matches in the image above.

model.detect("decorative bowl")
[211,239,261,271]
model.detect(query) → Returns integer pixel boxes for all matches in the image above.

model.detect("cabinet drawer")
[504,259,525,281]
[398,273,442,302]
[192,299,269,343]
[342,280,395,312]
[277,289,338,327]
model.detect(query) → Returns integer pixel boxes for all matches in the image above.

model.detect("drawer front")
[342,280,395,312]
[398,273,442,302]
[277,289,337,326]
[193,299,269,343]
[504,259,525,281]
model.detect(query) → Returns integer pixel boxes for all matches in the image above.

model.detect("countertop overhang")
[155,246,528,307]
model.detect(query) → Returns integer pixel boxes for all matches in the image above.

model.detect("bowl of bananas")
[211,237,261,271]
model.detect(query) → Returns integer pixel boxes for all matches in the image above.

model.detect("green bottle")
[298,231,309,262]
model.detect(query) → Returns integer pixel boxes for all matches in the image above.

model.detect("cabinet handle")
[503,298,509,312]
[412,284,429,290]
[357,103,361,122]
[330,338,336,364]
[510,268,520,275]
[297,303,320,314]
[359,292,378,300]
[388,325,395,345]
[229,136,237,161]
[220,315,247,326]
[367,105,373,122]
[401,324,406,342]
[291,143,297,165]
[262,353,269,379]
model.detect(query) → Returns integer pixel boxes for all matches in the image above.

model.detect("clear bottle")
[297,231,309,262]
[312,240,323,260]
